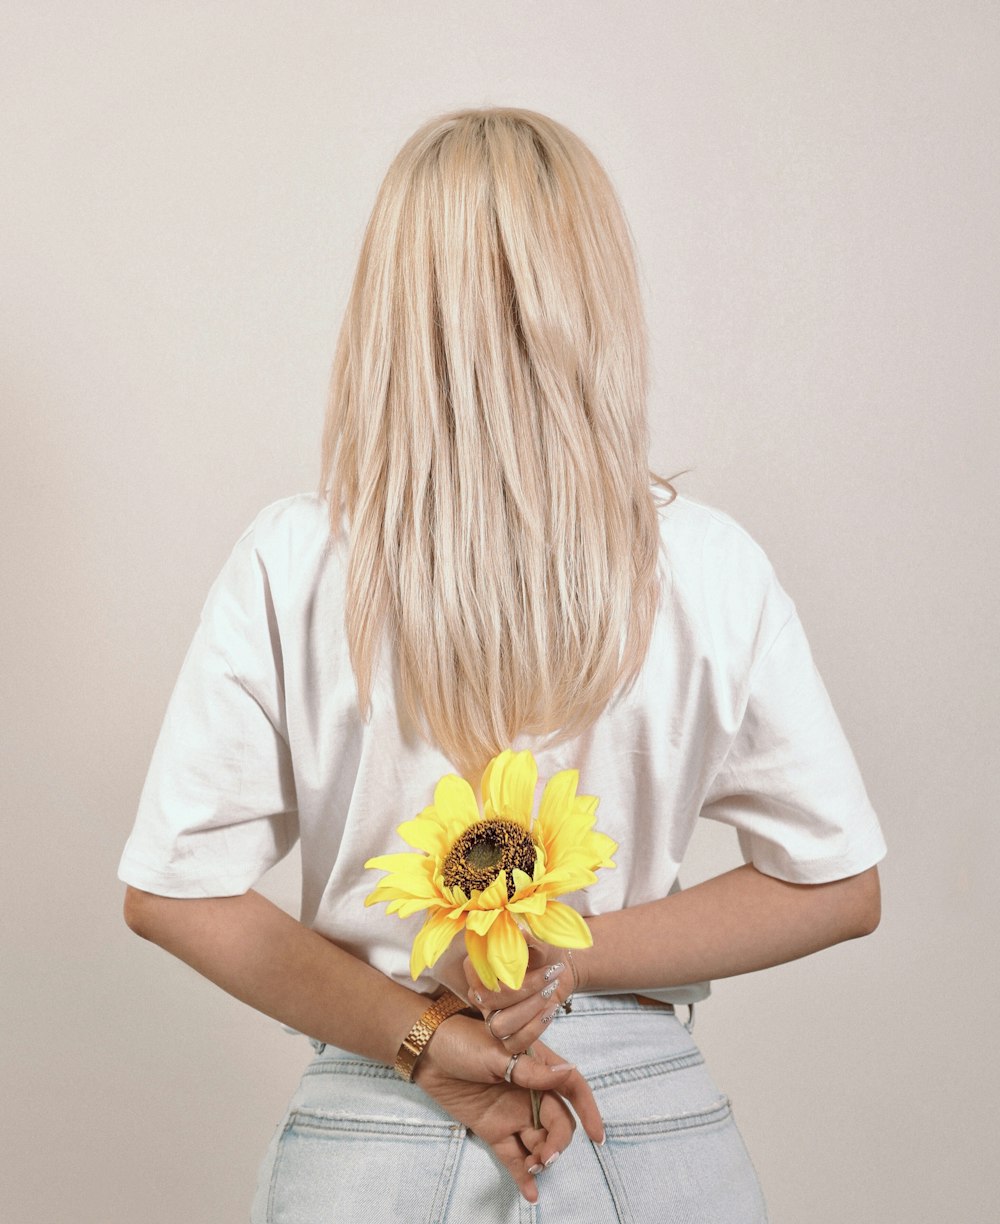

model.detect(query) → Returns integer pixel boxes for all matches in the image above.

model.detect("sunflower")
[363,748,617,990]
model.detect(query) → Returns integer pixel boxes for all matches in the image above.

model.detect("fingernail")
[471,989,483,1005]
[544,1150,561,1167]
[541,1010,556,1024]
[543,962,565,981]
[540,980,558,1000]
[597,1132,607,1146]
[528,1163,543,1175]
[549,1061,576,1071]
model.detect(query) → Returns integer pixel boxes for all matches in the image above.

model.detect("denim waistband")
[298,991,695,1056]
[554,991,694,1031]
[575,992,674,1013]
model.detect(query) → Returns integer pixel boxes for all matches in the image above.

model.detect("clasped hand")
[463,938,577,1051]
[420,941,603,1204]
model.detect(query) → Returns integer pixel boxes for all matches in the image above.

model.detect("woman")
[118,107,886,1221]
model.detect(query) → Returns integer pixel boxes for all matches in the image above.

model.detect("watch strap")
[394,990,471,1082]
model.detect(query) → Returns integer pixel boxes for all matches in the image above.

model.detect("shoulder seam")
[699,503,771,563]
[244,491,324,544]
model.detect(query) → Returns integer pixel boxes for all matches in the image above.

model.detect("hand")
[463,939,575,1053]
[431,940,472,1002]
[412,1013,604,1203]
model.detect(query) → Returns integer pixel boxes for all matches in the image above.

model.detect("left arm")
[577,861,881,992]
[456,863,881,1049]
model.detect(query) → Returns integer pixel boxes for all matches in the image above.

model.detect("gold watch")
[394,990,472,1082]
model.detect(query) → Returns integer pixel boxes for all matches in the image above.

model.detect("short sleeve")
[117,512,299,898]
[699,590,887,885]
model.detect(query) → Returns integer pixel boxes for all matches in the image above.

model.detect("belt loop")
[683,1003,695,1033]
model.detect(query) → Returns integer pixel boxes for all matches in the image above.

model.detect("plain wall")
[3,3,997,1221]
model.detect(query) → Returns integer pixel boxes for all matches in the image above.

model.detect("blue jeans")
[250,994,768,1222]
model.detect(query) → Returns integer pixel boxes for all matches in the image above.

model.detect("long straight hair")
[317,106,681,780]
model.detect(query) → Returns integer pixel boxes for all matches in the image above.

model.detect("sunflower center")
[442,818,536,900]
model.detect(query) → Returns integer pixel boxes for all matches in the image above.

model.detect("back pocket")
[595,1094,768,1224]
[585,1049,769,1224]
[263,1108,464,1224]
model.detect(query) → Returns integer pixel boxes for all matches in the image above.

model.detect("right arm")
[124,884,431,1064]
[123,885,604,1201]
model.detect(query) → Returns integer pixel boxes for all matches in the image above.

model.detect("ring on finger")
[503,1052,522,1083]
[485,1009,504,1040]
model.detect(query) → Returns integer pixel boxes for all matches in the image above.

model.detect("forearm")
[124,888,429,1065]
[576,862,881,993]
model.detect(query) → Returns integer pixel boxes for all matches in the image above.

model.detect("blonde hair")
[317,106,683,779]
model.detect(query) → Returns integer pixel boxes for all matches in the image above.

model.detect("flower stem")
[527,1045,542,1128]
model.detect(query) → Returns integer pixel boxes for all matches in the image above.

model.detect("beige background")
[3,3,997,1221]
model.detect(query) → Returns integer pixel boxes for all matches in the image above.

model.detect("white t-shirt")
[117,487,887,1018]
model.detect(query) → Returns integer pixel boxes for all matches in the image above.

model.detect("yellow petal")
[390,896,444,918]
[364,882,434,908]
[545,830,616,875]
[414,802,468,844]
[542,818,607,874]
[386,895,444,915]
[572,793,599,821]
[500,750,538,829]
[395,816,452,857]
[479,751,503,813]
[359,871,438,910]
[466,907,502,935]
[433,774,481,831]
[474,870,508,910]
[507,891,547,915]
[484,744,506,822]
[533,769,579,850]
[410,909,463,979]
[586,831,618,868]
[482,749,510,820]
[465,926,499,991]
[509,867,534,896]
[533,865,598,896]
[443,884,469,907]
[483,749,536,829]
[485,910,530,989]
[364,852,435,874]
[524,901,594,948]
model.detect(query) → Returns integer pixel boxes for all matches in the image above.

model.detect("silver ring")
[485,1009,503,1040]
[503,1052,521,1083]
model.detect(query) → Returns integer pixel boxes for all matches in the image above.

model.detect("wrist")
[411,1012,495,1091]
[394,990,473,1082]
[573,918,596,994]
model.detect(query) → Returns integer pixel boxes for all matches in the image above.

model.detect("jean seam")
[588,1048,704,1090]
[264,1113,298,1224]
[427,1123,464,1223]
[280,1107,458,1139]
[604,1095,732,1138]
[303,1058,402,1082]
[592,1140,632,1224]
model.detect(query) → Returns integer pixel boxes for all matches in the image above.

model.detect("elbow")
[846,865,882,937]
[123,886,158,937]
